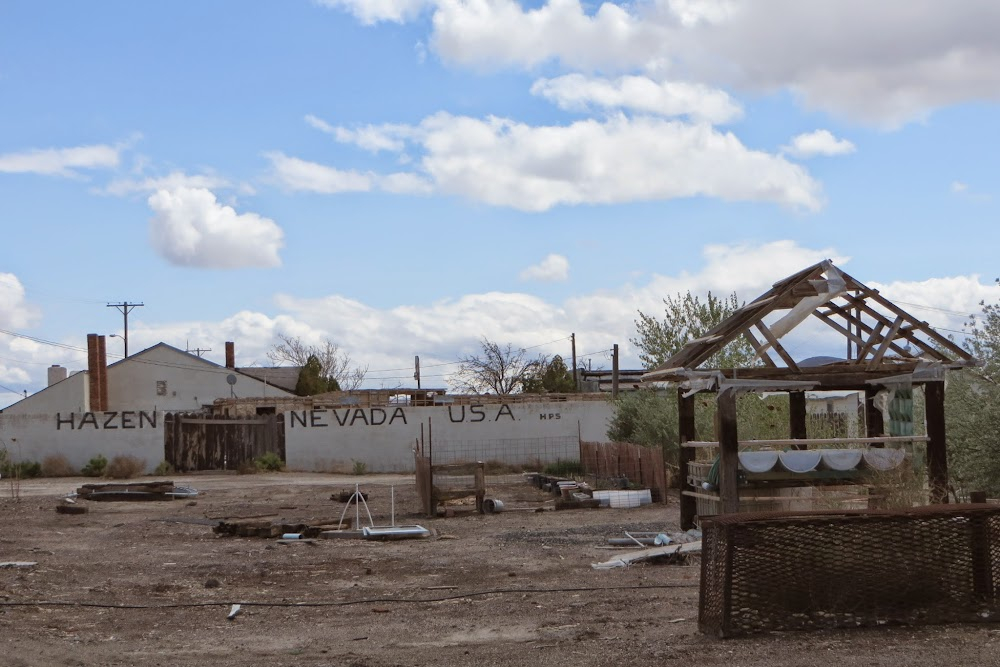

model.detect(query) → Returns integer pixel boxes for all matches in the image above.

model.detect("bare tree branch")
[451,338,546,395]
[266,333,367,390]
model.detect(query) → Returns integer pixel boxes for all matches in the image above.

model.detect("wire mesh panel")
[431,436,579,468]
[699,505,1000,637]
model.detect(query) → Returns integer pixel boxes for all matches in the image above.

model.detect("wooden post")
[612,344,619,399]
[679,390,697,530]
[925,381,948,504]
[788,391,807,449]
[865,386,884,447]
[717,387,740,515]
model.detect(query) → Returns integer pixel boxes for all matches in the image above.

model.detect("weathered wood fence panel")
[580,441,668,504]
[164,413,285,472]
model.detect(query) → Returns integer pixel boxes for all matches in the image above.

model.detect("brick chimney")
[225,341,235,369]
[86,334,101,411]
[97,334,109,412]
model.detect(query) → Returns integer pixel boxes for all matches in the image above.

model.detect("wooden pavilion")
[640,260,978,529]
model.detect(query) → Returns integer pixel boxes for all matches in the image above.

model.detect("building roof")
[642,260,976,391]
[236,366,302,393]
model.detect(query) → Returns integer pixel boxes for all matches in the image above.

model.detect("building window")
[156,380,167,396]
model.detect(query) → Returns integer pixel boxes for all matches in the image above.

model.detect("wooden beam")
[789,392,807,449]
[754,322,800,371]
[926,381,948,504]
[678,390,697,530]
[814,310,869,354]
[856,321,885,362]
[681,435,929,448]
[717,388,740,514]
[865,386,885,448]
[868,315,906,369]
[742,329,777,368]
[822,302,917,360]
[860,288,972,361]
[838,295,953,362]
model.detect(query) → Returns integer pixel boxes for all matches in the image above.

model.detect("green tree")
[631,291,757,369]
[295,355,341,396]
[946,294,1000,495]
[268,334,366,390]
[524,355,576,394]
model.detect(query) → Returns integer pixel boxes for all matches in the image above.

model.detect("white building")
[0,337,294,472]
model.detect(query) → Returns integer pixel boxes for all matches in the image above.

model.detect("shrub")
[81,454,108,477]
[41,454,77,477]
[351,459,367,476]
[254,452,284,472]
[236,460,258,475]
[543,459,584,477]
[1,459,41,479]
[153,460,174,476]
[105,455,146,479]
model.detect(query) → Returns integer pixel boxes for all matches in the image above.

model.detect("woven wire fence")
[700,505,1000,637]
[419,436,580,513]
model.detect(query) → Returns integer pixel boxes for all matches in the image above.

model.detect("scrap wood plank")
[591,541,702,569]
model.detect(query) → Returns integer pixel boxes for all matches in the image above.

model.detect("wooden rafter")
[868,315,906,369]
[742,328,777,368]
[642,260,975,384]
[754,322,800,371]
[855,321,885,361]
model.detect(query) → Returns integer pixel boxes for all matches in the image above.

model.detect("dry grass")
[41,454,77,477]
[105,455,147,479]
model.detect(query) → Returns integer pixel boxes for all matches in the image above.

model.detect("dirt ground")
[1,472,998,667]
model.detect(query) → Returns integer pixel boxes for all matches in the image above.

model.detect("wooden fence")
[580,441,668,504]
[164,413,285,472]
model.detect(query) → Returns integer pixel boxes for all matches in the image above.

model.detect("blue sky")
[2,0,999,407]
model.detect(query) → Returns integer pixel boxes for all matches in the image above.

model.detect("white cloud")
[102,170,234,196]
[308,115,413,153]
[422,0,1000,127]
[147,187,284,269]
[392,112,821,211]
[520,254,570,282]
[951,181,969,194]
[302,112,823,211]
[870,275,993,333]
[432,0,667,70]
[783,130,856,158]
[11,240,990,403]
[315,0,431,24]
[0,143,120,177]
[530,73,742,123]
[0,274,41,329]
[266,151,373,193]
[380,172,434,194]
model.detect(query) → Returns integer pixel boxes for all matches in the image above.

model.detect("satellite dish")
[226,374,238,386]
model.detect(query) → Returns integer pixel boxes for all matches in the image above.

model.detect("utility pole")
[107,302,143,357]
[414,356,421,389]
[571,333,577,390]
[612,343,619,399]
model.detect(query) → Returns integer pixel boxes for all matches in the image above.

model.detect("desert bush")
[543,459,584,477]
[153,460,174,476]
[236,460,258,475]
[351,459,367,476]
[254,452,284,472]
[1,458,41,479]
[41,454,77,477]
[105,455,146,479]
[81,454,108,477]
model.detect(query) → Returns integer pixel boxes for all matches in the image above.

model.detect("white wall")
[107,345,292,412]
[0,410,164,473]
[1,372,89,416]
[0,399,615,475]
[284,399,614,472]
